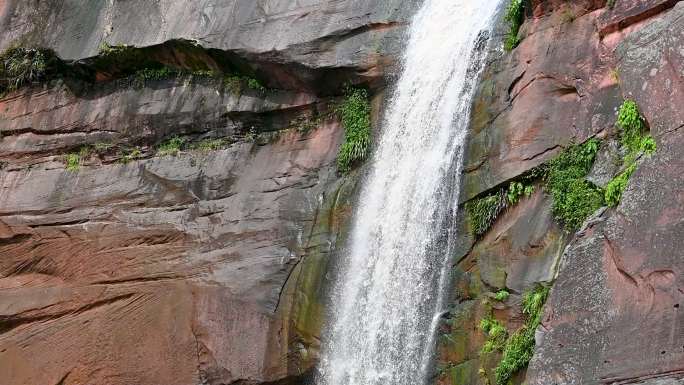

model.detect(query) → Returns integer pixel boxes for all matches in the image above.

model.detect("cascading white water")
[317,1,503,385]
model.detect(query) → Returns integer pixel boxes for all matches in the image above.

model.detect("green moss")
[495,285,550,385]
[504,0,525,51]
[157,136,186,156]
[545,139,603,230]
[494,290,510,302]
[604,162,636,207]
[336,87,371,173]
[466,190,507,237]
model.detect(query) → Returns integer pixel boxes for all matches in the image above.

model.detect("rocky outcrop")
[440,1,684,385]
[0,1,411,385]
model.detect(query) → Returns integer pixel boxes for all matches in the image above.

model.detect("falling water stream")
[317,1,503,385]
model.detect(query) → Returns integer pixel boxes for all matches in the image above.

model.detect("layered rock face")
[0,1,413,385]
[439,1,683,385]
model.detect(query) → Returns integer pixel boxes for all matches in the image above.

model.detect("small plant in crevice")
[545,138,603,230]
[607,0,617,9]
[336,86,372,173]
[494,289,510,302]
[191,137,231,152]
[65,152,81,171]
[604,162,636,207]
[604,100,657,207]
[506,181,534,205]
[480,313,509,354]
[98,42,132,57]
[504,0,525,51]
[156,136,186,156]
[64,146,93,171]
[466,190,507,237]
[119,147,143,164]
[494,285,550,385]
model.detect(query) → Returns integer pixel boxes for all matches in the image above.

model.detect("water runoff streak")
[317,1,503,385]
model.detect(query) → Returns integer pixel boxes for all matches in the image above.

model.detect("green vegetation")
[466,190,507,237]
[119,147,143,164]
[0,47,65,95]
[64,146,93,171]
[98,42,132,57]
[545,138,603,230]
[156,136,186,156]
[604,100,656,207]
[223,74,267,94]
[495,285,550,385]
[604,163,635,207]
[336,87,371,173]
[494,290,510,302]
[65,152,81,171]
[607,0,617,9]
[191,137,230,152]
[480,314,508,354]
[504,0,525,51]
[506,181,534,205]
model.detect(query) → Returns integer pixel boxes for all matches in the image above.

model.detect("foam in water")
[317,1,503,385]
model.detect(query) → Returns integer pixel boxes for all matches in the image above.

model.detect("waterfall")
[317,1,503,385]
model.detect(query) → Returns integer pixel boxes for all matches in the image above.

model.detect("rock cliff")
[439,1,683,385]
[0,1,413,384]
[1,1,683,385]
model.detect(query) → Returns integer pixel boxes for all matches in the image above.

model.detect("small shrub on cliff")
[545,138,604,230]
[0,47,65,94]
[64,146,92,171]
[480,314,508,354]
[504,0,525,51]
[495,285,550,385]
[494,289,510,302]
[466,190,507,237]
[336,87,371,173]
[65,153,81,171]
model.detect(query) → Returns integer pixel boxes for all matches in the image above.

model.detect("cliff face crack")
[0,293,137,336]
[604,237,639,288]
[599,0,683,38]
[521,144,562,162]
